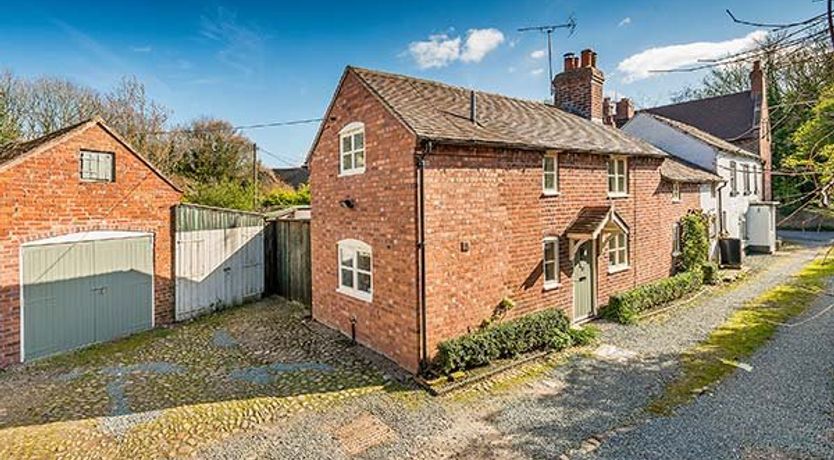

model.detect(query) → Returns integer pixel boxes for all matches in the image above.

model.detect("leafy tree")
[174,118,254,184]
[783,84,834,193]
[261,183,310,210]
[185,179,257,211]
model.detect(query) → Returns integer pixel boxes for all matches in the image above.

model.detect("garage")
[22,232,154,361]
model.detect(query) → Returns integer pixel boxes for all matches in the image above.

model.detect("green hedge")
[702,262,719,285]
[433,309,595,374]
[602,268,703,324]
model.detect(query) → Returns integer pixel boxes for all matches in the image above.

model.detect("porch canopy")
[565,206,629,259]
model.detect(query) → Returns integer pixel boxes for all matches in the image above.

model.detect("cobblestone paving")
[0,299,391,459]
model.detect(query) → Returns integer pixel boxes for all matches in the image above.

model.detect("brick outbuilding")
[307,59,721,373]
[0,118,182,364]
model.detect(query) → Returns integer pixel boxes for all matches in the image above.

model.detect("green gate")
[22,235,153,360]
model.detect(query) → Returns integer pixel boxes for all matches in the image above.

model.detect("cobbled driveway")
[1,241,831,459]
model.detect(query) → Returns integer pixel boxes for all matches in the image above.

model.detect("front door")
[573,241,595,321]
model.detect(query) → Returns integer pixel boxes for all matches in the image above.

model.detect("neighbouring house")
[618,61,772,200]
[0,117,182,365]
[306,49,721,373]
[623,112,775,256]
[273,167,309,189]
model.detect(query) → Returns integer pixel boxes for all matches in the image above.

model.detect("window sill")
[608,265,630,274]
[336,287,372,303]
[672,199,681,203]
[541,190,561,197]
[339,168,366,178]
[672,251,681,257]
[543,281,561,291]
[607,193,629,199]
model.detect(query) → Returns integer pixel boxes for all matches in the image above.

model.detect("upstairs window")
[542,153,558,194]
[80,150,114,182]
[339,122,365,176]
[608,156,628,196]
[729,161,738,196]
[743,164,751,195]
[337,239,372,301]
[543,237,560,289]
[608,232,629,272]
[672,181,681,202]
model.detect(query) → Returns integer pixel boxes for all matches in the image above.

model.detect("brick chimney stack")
[615,98,635,127]
[602,97,616,126]
[553,48,605,122]
[750,59,772,200]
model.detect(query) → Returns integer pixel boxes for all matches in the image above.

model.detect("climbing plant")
[680,211,709,272]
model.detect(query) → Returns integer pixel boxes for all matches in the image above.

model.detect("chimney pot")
[563,52,576,71]
[580,49,594,68]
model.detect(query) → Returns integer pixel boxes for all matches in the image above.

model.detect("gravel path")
[203,243,829,460]
[579,275,834,459]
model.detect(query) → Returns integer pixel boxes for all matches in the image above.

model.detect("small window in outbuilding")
[672,181,681,202]
[80,150,115,182]
[339,122,366,176]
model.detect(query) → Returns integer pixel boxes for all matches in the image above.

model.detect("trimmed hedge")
[602,268,703,324]
[434,309,594,374]
[702,262,719,285]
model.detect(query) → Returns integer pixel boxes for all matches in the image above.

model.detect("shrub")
[261,183,310,210]
[603,268,703,324]
[434,308,584,374]
[568,325,599,346]
[680,211,709,272]
[702,262,719,285]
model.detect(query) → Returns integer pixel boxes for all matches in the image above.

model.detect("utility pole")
[518,15,577,95]
[252,143,258,210]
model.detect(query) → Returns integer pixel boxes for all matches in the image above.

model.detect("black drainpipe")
[416,141,430,373]
[716,180,727,234]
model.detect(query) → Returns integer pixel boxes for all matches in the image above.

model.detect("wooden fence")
[265,217,311,305]
[174,204,265,321]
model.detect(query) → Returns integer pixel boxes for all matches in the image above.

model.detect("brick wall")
[422,146,700,356]
[0,124,181,365]
[309,71,422,372]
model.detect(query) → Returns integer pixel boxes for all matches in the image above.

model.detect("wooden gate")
[174,204,265,321]
[265,216,311,305]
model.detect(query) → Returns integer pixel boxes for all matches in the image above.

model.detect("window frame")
[79,150,115,183]
[672,181,681,202]
[542,152,559,195]
[608,231,629,273]
[729,161,738,196]
[338,122,366,177]
[607,156,628,197]
[742,163,751,195]
[542,237,560,289]
[336,239,373,302]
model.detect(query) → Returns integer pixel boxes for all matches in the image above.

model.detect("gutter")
[416,140,431,372]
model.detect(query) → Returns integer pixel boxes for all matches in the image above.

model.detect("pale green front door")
[573,241,595,320]
[22,236,153,361]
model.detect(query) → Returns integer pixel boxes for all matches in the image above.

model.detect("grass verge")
[648,256,834,415]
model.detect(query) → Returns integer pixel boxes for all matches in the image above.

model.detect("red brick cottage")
[307,51,720,372]
[0,118,182,364]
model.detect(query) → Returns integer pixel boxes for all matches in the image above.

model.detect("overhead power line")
[144,117,323,135]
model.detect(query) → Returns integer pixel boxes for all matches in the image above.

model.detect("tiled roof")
[565,206,612,236]
[350,67,666,156]
[643,113,761,161]
[273,167,309,189]
[645,91,755,141]
[660,157,723,183]
[0,118,91,167]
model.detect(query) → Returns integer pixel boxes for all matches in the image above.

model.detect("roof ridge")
[349,66,554,108]
[643,90,750,111]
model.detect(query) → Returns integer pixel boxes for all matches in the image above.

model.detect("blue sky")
[1,1,821,166]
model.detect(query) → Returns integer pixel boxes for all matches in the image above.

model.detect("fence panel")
[174,204,265,321]
[271,219,312,305]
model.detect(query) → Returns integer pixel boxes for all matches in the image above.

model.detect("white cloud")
[408,34,461,69]
[530,68,544,76]
[530,49,546,59]
[408,28,504,69]
[460,28,505,63]
[617,30,767,83]
[618,17,632,27]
